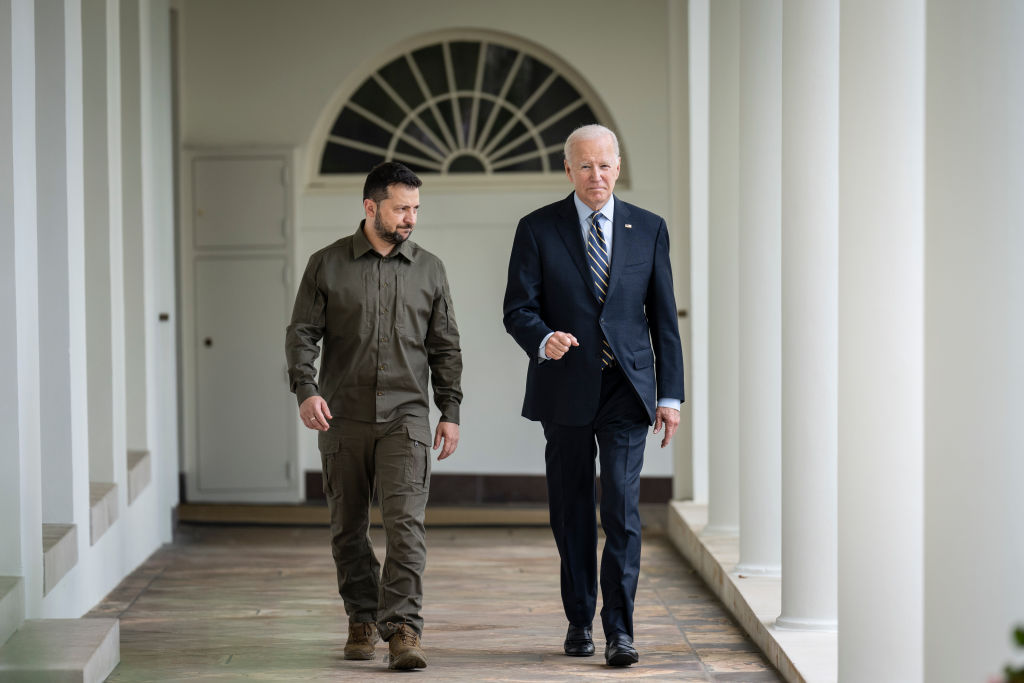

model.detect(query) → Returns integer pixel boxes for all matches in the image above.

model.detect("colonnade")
[0,0,177,626]
[3,2,1022,681]
[686,1,1024,680]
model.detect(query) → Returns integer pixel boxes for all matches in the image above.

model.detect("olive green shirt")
[285,223,463,453]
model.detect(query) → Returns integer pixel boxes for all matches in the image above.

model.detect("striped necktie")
[586,211,615,368]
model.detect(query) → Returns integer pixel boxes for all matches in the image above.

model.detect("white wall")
[0,0,178,620]
[177,0,686,478]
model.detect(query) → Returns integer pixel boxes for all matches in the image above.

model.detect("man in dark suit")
[503,124,685,667]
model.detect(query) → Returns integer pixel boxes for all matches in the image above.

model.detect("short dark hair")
[362,161,422,202]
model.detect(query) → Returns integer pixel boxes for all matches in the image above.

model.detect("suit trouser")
[320,415,432,640]
[542,364,649,640]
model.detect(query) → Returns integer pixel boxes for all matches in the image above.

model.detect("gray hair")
[563,124,620,163]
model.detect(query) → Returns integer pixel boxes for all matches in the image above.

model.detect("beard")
[374,212,412,245]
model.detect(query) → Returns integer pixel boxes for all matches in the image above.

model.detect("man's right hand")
[299,395,332,431]
[545,331,579,360]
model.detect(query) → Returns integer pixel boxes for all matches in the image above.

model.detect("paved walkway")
[89,523,782,681]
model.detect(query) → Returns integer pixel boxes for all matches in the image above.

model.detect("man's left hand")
[653,407,680,448]
[434,421,460,460]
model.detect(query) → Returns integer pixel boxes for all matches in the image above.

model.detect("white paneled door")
[183,152,299,502]
[194,256,293,494]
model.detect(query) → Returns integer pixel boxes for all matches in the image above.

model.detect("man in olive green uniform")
[285,162,462,670]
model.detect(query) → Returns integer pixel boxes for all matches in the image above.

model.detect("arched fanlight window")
[312,32,621,183]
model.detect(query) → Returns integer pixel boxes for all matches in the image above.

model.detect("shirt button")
[380,364,386,370]
[377,391,384,397]
[380,337,387,343]
[383,282,388,287]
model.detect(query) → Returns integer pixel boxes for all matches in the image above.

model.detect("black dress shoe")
[564,624,595,657]
[605,633,639,666]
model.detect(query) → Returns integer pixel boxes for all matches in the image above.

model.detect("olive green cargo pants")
[320,416,433,641]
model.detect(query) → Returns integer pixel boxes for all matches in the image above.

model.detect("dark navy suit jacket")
[503,193,685,426]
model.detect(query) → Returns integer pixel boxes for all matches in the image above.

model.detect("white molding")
[306,171,570,195]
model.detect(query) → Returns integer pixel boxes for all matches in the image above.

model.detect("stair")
[0,578,23,647]
[126,451,151,505]
[0,618,118,682]
[88,483,118,545]
[41,524,77,596]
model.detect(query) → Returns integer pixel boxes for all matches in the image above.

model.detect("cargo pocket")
[405,423,432,488]
[320,451,338,498]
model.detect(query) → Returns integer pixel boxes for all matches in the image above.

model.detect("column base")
[668,501,837,682]
[774,615,837,632]
[734,563,781,577]
[700,524,739,537]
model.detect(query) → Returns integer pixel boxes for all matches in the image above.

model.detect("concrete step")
[0,618,118,683]
[41,524,77,596]
[89,483,118,545]
[126,451,151,505]
[0,578,23,647]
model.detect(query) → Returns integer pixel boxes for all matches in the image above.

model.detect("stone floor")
[88,522,782,682]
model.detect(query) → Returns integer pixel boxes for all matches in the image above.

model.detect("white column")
[835,1,925,671]
[735,0,781,576]
[839,1,929,679]
[65,0,90,533]
[0,0,44,609]
[687,0,710,504]
[139,0,178,526]
[120,0,146,452]
[704,0,740,536]
[0,0,21,578]
[82,0,127,493]
[35,0,80,525]
[924,2,1024,681]
[667,0,693,501]
[838,1,925,679]
[777,0,839,630]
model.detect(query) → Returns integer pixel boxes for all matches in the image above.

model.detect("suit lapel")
[554,194,593,297]
[604,197,632,302]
